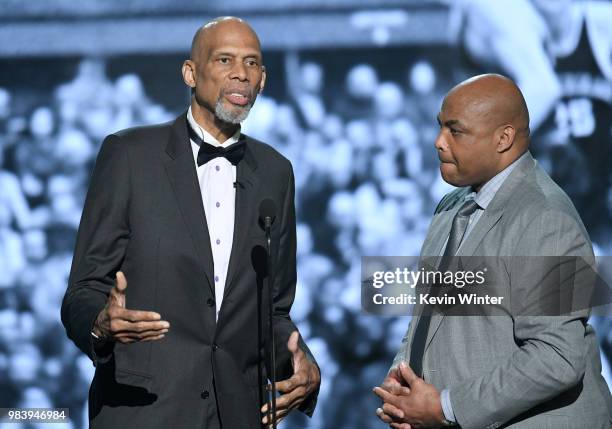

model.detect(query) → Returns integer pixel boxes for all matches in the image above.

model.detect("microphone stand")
[265,215,277,429]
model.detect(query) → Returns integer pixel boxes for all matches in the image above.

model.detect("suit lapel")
[405,204,459,350]
[455,210,504,257]
[422,209,457,261]
[223,137,260,299]
[163,113,215,296]
[422,153,536,353]
[456,153,535,260]
[423,208,504,353]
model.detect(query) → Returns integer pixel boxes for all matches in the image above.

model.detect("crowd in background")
[1,3,612,427]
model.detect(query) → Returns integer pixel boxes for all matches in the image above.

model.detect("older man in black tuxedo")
[61,16,320,428]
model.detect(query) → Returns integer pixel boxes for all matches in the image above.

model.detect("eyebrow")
[211,50,262,59]
[436,115,464,128]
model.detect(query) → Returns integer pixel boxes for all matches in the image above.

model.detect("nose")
[230,61,248,82]
[434,130,447,152]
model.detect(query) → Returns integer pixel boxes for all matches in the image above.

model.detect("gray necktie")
[409,199,480,377]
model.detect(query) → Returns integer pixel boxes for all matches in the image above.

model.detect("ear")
[496,125,515,153]
[182,60,196,90]
[258,65,267,93]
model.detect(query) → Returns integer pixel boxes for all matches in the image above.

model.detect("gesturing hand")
[261,331,320,426]
[93,271,170,344]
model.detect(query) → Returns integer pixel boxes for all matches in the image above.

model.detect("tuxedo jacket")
[392,153,612,428]
[61,112,318,428]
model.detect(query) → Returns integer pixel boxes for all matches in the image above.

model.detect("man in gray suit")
[374,74,612,428]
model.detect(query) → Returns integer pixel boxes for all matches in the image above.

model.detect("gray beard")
[214,99,252,124]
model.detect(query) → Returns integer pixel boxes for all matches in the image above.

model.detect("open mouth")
[225,92,250,106]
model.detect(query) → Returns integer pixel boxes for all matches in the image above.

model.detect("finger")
[274,374,304,394]
[140,333,166,342]
[117,319,169,333]
[137,328,169,338]
[109,286,125,308]
[277,386,307,411]
[114,327,169,339]
[398,362,419,386]
[261,406,289,425]
[116,336,138,344]
[381,383,411,396]
[109,318,168,334]
[375,407,393,424]
[390,423,411,429]
[372,387,400,407]
[116,332,167,343]
[261,385,304,415]
[382,402,404,420]
[261,389,296,414]
[384,374,401,387]
[266,408,289,425]
[115,271,128,293]
[387,367,409,386]
[287,331,300,355]
[116,308,163,323]
[116,333,166,342]
[287,331,307,367]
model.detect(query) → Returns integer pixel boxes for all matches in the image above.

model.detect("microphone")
[258,198,276,229]
[258,198,277,429]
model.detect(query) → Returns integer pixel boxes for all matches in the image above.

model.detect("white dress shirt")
[187,107,240,321]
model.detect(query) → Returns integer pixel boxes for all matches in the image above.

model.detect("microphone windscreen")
[259,198,277,224]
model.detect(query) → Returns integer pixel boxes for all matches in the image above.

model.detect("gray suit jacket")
[392,152,612,428]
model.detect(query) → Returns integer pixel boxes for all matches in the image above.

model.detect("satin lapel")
[223,139,260,299]
[163,113,215,295]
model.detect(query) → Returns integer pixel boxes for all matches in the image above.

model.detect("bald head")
[435,74,531,189]
[190,17,261,63]
[447,74,530,147]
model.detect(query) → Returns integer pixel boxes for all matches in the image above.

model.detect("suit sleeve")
[61,134,131,363]
[269,163,320,416]
[448,210,594,429]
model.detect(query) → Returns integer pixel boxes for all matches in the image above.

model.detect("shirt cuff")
[90,330,113,365]
[440,389,456,423]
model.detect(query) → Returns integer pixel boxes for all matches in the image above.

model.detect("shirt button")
[216,239,221,245]
[216,202,220,208]
[215,165,220,171]
[207,298,215,307]
[201,390,209,399]
[214,275,219,282]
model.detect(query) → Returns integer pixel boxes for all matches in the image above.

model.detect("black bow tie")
[187,122,246,166]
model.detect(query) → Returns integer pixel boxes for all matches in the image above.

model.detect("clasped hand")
[373,362,446,429]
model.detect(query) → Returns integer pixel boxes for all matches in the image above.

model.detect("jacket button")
[201,390,209,399]
[212,344,219,351]
[207,298,215,307]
